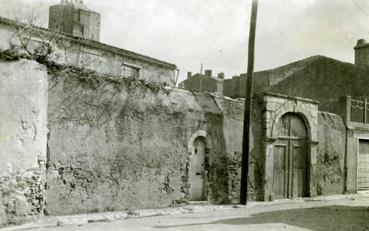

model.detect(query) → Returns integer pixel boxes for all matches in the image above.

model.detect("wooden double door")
[273,113,308,199]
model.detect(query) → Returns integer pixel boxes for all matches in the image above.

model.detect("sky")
[0,0,369,83]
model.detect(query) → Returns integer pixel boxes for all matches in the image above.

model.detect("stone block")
[0,204,6,227]
[14,196,30,216]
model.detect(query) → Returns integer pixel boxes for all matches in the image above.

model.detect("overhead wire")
[349,0,369,16]
[357,0,369,9]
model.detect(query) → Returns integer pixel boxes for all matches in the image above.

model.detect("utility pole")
[200,63,203,92]
[240,0,259,205]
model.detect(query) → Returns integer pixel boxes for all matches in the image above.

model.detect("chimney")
[354,39,369,66]
[204,69,212,78]
[187,72,192,79]
[217,72,225,79]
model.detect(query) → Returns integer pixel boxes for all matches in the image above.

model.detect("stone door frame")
[262,93,319,201]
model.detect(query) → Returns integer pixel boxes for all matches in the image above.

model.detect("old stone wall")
[0,53,351,224]
[0,59,48,227]
[316,112,345,195]
[45,65,255,215]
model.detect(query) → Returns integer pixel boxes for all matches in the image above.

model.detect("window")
[359,139,369,154]
[121,64,140,78]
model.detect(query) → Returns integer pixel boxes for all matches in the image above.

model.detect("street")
[25,195,369,231]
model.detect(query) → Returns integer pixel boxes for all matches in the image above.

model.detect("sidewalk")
[1,193,366,231]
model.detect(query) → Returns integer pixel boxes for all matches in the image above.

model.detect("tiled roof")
[0,16,177,69]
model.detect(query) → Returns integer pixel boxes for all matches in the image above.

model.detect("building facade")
[179,70,224,96]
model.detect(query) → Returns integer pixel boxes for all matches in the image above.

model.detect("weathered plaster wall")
[0,59,48,227]
[346,130,357,193]
[45,67,254,215]
[0,56,351,224]
[316,112,345,195]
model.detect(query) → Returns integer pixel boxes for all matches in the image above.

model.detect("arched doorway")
[189,136,206,201]
[273,113,308,199]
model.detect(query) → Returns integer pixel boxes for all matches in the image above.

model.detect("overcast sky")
[1,0,369,83]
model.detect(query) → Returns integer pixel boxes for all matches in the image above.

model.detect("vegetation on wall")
[47,61,172,96]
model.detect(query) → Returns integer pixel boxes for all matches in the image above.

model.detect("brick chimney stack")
[217,72,225,79]
[187,72,192,78]
[204,70,212,78]
[354,39,369,66]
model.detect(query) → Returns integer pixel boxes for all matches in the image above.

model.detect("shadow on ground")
[154,206,369,231]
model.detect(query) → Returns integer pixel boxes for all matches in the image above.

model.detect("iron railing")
[349,98,369,124]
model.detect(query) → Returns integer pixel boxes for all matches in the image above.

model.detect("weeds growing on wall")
[46,63,173,99]
[0,48,173,97]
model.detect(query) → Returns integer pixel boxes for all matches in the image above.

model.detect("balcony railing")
[351,99,366,123]
[345,96,369,124]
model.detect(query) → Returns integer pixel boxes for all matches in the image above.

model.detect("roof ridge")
[258,55,355,74]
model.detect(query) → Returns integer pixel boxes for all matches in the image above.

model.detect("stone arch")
[270,101,317,142]
[187,130,209,201]
[188,130,208,154]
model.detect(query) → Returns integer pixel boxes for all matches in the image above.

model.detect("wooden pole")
[200,63,203,92]
[240,0,259,205]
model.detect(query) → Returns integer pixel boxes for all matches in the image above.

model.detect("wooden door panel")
[189,138,205,200]
[291,143,306,198]
[289,116,307,138]
[273,143,288,199]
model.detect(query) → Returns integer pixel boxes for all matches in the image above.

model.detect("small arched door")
[273,113,308,199]
[189,137,206,201]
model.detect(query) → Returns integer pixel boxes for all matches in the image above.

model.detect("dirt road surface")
[15,195,369,231]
